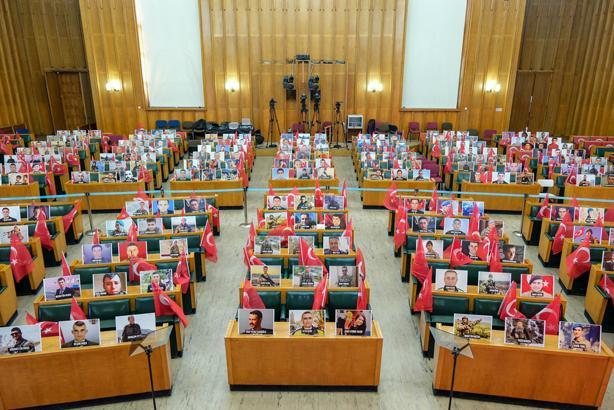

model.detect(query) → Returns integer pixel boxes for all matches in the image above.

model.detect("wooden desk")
[224,320,383,388]
[169,179,243,208]
[432,326,614,407]
[559,238,614,294]
[585,265,612,326]
[238,278,371,304]
[64,181,150,211]
[269,178,340,191]
[461,182,541,212]
[254,247,355,262]
[0,265,17,325]
[0,182,40,203]
[0,327,173,409]
[0,237,45,293]
[564,184,614,208]
[361,180,436,208]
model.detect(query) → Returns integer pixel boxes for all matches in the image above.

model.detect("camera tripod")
[299,95,309,132]
[267,99,280,148]
[332,101,347,148]
[310,100,321,133]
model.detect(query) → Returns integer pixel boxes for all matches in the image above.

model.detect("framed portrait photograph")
[0,324,42,354]
[160,238,188,258]
[461,201,485,217]
[491,172,510,184]
[237,308,274,335]
[515,171,534,185]
[59,319,101,349]
[390,169,408,181]
[478,272,511,295]
[288,310,325,336]
[125,200,150,217]
[405,197,426,214]
[293,212,317,229]
[558,322,601,353]
[43,275,81,301]
[602,251,614,271]
[551,205,575,222]
[292,265,324,287]
[0,224,28,244]
[139,269,173,293]
[8,173,29,185]
[294,194,315,210]
[460,240,482,260]
[171,216,197,233]
[27,205,50,221]
[99,172,117,183]
[316,167,334,180]
[367,168,385,180]
[323,236,350,255]
[499,244,525,263]
[335,310,373,336]
[435,269,468,293]
[422,239,444,259]
[479,219,504,238]
[184,197,207,213]
[174,168,192,181]
[267,195,288,210]
[572,226,602,244]
[437,199,459,216]
[250,265,281,287]
[272,168,290,180]
[520,274,554,298]
[443,218,469,236]
[576,174,596,187]
[118,241,148,261]
[137,218,164,235]
[412,216,436,233]
[329,265,358,287]
[263,212,288,229]
[105,219,132,237]
[82,243,113,265]
[288,235,314,254]
[453,314,492,341]
[323,213,347,230]
[323,195,344,211]
[578,207,604,225]
[0,205,21,223]
[71,171,90,184]
[115,313,156,343]
[92,272,127,297]
[295,167,313,179]
[152,199,175,215]
[254,236,281,255]
[504,317,545,347]
[411,169,430,181]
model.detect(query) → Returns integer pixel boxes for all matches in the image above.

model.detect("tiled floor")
[12,153,614,409]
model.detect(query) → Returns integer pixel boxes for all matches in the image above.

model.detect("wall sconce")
[105,79,122,92]
[367,80,383,93]
[484,80,501,93]
[225,79,239,93]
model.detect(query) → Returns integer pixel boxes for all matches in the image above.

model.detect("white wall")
[401,0,467,109]
[135,0,205,108]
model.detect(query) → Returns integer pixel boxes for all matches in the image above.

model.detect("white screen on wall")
[401,0,467,109]
[135,0,205,108]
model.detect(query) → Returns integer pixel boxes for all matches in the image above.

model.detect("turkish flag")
[205,203,220,231]
[45,172,57,196]
[565,237,592,279]
[152,281,189,327]
[314,180,324,208]
[245,222,256,251]
[128,257,157,282]
[200,220,218,262]
[605,205,614,223]
[134,187,150,202]
[257,209,265,228]
[601,274,614,306]
[268,183,275,196]
[9,234,33,282]
[70,298,87,320]
[536,194,551,219]
[92,229,100,245]
[356,276,368,310]
[444,154,454,175]
[498,282,526,320]
[62,200,81,233]
[356,247,366,280]
[466,214,480,241]
[393,204,408,250]
[26,312,59,337]
[243,247,264,268]
[238,159,249,188]
[61,252,72,276]
[287,186,299,209]
[596,215,608,242]
[173,252,190,294]
[34,212,54,250]
[65,151,80,167]
[312,274,328,310]
[412,236,430,284]
[432,141,441,158]
[242,278,266,308]
[477,238,490,261]
[489,241,503,272]
[383,182,398,210]
[565,166,577,185]
[127,223,138,242]
[342,218,354,250]
[101,135,111,153]
[413,268,433,312]
[449,237,473,268]
[532,295,561,335]
[117,206,130,220]
[341,180,348,209]
[298,238,327,273]
[429,190,438,212]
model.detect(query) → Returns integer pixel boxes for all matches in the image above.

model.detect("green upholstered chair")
[134,296,181,357]
[285,291,314,312]
[39,302,81,322]
[427,296,469,326]
[256,291,283,321]
[73,266,112,287]
[326,291,358,321]
[473,298,504,329]
[88,299,130,330]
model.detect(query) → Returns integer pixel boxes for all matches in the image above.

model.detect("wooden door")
[45,71,95,131]
[509,71,553,132]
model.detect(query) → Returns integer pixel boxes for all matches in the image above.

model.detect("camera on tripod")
[269,98,277,109]
[300,94,308,113]
[335,101,342,112]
